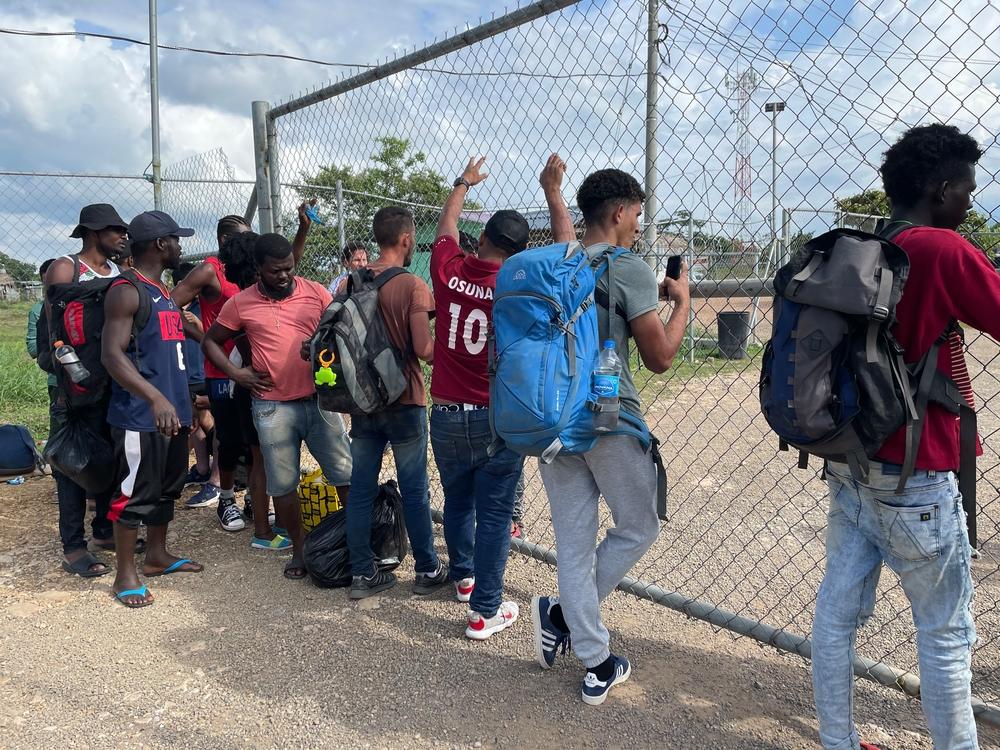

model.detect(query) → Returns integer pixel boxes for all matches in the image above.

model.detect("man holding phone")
[530,164,691,705]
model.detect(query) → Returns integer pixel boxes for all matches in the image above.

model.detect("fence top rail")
[268,0,582,119]
[0,170,151,181]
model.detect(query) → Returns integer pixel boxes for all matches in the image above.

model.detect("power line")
[0,26,642,80]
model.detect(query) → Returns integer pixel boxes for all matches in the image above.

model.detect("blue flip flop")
[145,558,202,577]
[114,585,152,608]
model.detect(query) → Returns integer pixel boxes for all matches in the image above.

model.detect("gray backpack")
[760,223,976,519]
[309,267,410,415]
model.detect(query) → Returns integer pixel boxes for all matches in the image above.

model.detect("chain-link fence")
[254,0,1000,726]
[0,149,255,279]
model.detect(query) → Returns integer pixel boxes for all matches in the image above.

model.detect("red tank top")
[199,256,240,379]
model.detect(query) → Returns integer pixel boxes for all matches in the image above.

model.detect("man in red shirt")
[812,124,999,750]
[430,156,535,639]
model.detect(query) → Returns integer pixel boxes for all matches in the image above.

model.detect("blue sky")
[1,0,999,266]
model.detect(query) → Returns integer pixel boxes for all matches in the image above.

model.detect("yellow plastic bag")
[298,468,342,534]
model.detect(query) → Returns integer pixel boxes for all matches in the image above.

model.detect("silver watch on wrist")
[453,177,472,190]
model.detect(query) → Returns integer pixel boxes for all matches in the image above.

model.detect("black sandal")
[283,561,307,580]
[61,552,110,578]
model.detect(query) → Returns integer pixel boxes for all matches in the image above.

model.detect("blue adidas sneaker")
[582,655,631,706]
[531,595,571,669]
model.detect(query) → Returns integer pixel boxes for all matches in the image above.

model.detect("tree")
[834,188,998,261]
[288,137,477,279]
[834,189,889,230]
[0,250,38,282]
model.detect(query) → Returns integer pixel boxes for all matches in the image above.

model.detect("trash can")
[717,311,751,359]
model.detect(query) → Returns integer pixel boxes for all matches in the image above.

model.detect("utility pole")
[148,0,162,209]
[643,0,660,268]
[764,101,785,242]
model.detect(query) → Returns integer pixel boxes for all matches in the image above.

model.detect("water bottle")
[592,339,621,433]
[304,204,325,225]
[53,340,90,384]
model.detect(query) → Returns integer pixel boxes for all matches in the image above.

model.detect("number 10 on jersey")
[446,302,488,355]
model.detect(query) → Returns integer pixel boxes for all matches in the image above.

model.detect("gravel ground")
[3,301,998,748]
[2,474,998,750]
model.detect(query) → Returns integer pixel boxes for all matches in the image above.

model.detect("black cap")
[128,210,195,243]
[70,203,128,238]
[484,210,529,254]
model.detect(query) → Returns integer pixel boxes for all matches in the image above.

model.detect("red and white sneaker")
[465,602,519,640]
[455,577,475,603]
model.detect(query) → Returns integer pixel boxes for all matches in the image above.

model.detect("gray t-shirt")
[588,246,659,415]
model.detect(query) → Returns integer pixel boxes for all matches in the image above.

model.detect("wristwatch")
[453,177,472,190]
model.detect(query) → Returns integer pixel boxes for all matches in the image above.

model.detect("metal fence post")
[687,213,696,362]
[782,207,792,265]
[266,116,282,234]
[147,0,163,210]
[336,180,346,253]
[643,0,660,270]
[251,101,274,235]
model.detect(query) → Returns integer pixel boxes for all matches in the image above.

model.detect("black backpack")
[308,267,410,415]
[46,259,152,407]
[759,222,976,521]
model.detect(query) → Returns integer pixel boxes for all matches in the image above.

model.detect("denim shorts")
[251,397,352,496]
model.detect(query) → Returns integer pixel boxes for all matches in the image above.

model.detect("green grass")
[631,335,764,398]
[0,301,50,439]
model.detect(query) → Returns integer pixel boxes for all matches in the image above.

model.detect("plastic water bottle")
[592,339,621,433]
[304,204,325,225]
[53,340,90,384]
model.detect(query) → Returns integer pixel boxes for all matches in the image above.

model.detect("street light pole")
[764,101,785,242]
[148,0,162,210]
[643,0,660,268]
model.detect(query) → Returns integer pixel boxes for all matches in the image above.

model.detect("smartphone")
[666,255,682,280]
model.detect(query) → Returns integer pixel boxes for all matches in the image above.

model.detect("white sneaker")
[455,577,475,603]
[465,601,519,640]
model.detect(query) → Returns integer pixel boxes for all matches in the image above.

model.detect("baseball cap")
[69,204,128,238]
[484,210,529,254]
[128,210,195,243]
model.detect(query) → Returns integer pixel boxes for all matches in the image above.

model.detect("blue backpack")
[489,241,649,461]
[0,424,43,478]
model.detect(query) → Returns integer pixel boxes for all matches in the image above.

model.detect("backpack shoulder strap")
[877,219,916,242]
[372,266,410,290]
[114,270,153,330]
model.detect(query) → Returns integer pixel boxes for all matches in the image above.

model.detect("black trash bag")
[43,416,115,494]
[372,479,409,572]
[303,508,351,588]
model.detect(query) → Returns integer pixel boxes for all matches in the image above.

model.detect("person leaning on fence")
[202,233,353,581]
[345,206,448,600]
[101,210,205,608]
[43,204,129,578]
[810,124,999,750]
[430,156,529,639]
[529,167,691,705]
[328,240,370,296]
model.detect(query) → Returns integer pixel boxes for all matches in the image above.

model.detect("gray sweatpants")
[539,434,660,667]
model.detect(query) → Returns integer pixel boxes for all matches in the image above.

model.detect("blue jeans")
[431,408,522,618]
[812,461,978,750]
[346,405,438,577]
[251,397,352,496]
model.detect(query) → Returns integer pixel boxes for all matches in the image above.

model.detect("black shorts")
[189,381,207,399]
[109,427,189,529]
[207,378,259,472]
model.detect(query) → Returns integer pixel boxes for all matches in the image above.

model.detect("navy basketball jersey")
[107,272,194,432]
